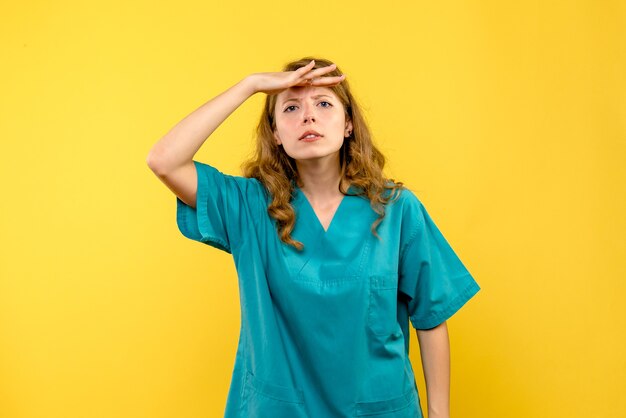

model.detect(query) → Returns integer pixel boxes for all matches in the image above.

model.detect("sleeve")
[175,160,260,254]
[398,198,481,330]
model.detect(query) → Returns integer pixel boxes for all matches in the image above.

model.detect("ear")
[345,119,354,137]
[273,129,282,145]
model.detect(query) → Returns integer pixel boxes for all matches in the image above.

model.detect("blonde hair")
[241,56,405,251]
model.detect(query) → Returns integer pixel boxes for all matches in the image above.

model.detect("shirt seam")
[410,275,479,329]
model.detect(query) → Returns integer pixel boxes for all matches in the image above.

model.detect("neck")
[295,153,347,202]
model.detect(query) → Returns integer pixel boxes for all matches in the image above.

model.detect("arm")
[416,321,450,418]
[145,61,341,208]
[146,77,257,177]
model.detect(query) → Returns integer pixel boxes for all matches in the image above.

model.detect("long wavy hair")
[241,56,405,251]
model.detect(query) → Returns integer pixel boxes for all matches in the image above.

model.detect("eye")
[283,101,333,113]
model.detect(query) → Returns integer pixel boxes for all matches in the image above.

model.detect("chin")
[286,142,344,159]
[291,149,343,162]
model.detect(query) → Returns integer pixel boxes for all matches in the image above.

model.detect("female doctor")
[147,57,480,418]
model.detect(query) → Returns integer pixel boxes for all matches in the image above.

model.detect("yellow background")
[1,1,625,417]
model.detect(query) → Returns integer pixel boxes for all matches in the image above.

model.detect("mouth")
[299,130,323,141]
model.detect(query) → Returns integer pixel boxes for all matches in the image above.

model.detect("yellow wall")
[1,1,624,417]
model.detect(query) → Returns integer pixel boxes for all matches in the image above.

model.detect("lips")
[299,130,323,140]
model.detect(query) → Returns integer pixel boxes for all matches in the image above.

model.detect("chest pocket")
[240,369,307,418]
[367,273,401,336]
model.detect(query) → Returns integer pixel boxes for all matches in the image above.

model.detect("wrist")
[428,407,450,418]
[239,75,258,97]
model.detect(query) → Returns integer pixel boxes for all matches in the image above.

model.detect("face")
[273,86,353,162]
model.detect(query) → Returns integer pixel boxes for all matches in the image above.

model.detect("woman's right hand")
[247,60,346,96]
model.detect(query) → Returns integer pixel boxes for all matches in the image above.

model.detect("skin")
[417,322,451,418]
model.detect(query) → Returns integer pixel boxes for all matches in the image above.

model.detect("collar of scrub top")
[289,178,364,196]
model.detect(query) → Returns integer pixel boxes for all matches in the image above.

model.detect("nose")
[302,102,315,123]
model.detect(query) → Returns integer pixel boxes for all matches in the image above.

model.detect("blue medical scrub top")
[176,160,481,418]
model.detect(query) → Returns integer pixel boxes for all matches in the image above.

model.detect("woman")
[147,57,481,418]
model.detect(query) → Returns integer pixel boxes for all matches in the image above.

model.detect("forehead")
[277,86,338,104]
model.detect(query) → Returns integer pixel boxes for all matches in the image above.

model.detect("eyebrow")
[282,94,334,105]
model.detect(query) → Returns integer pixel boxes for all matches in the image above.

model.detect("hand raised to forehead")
[248,60,346,96]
